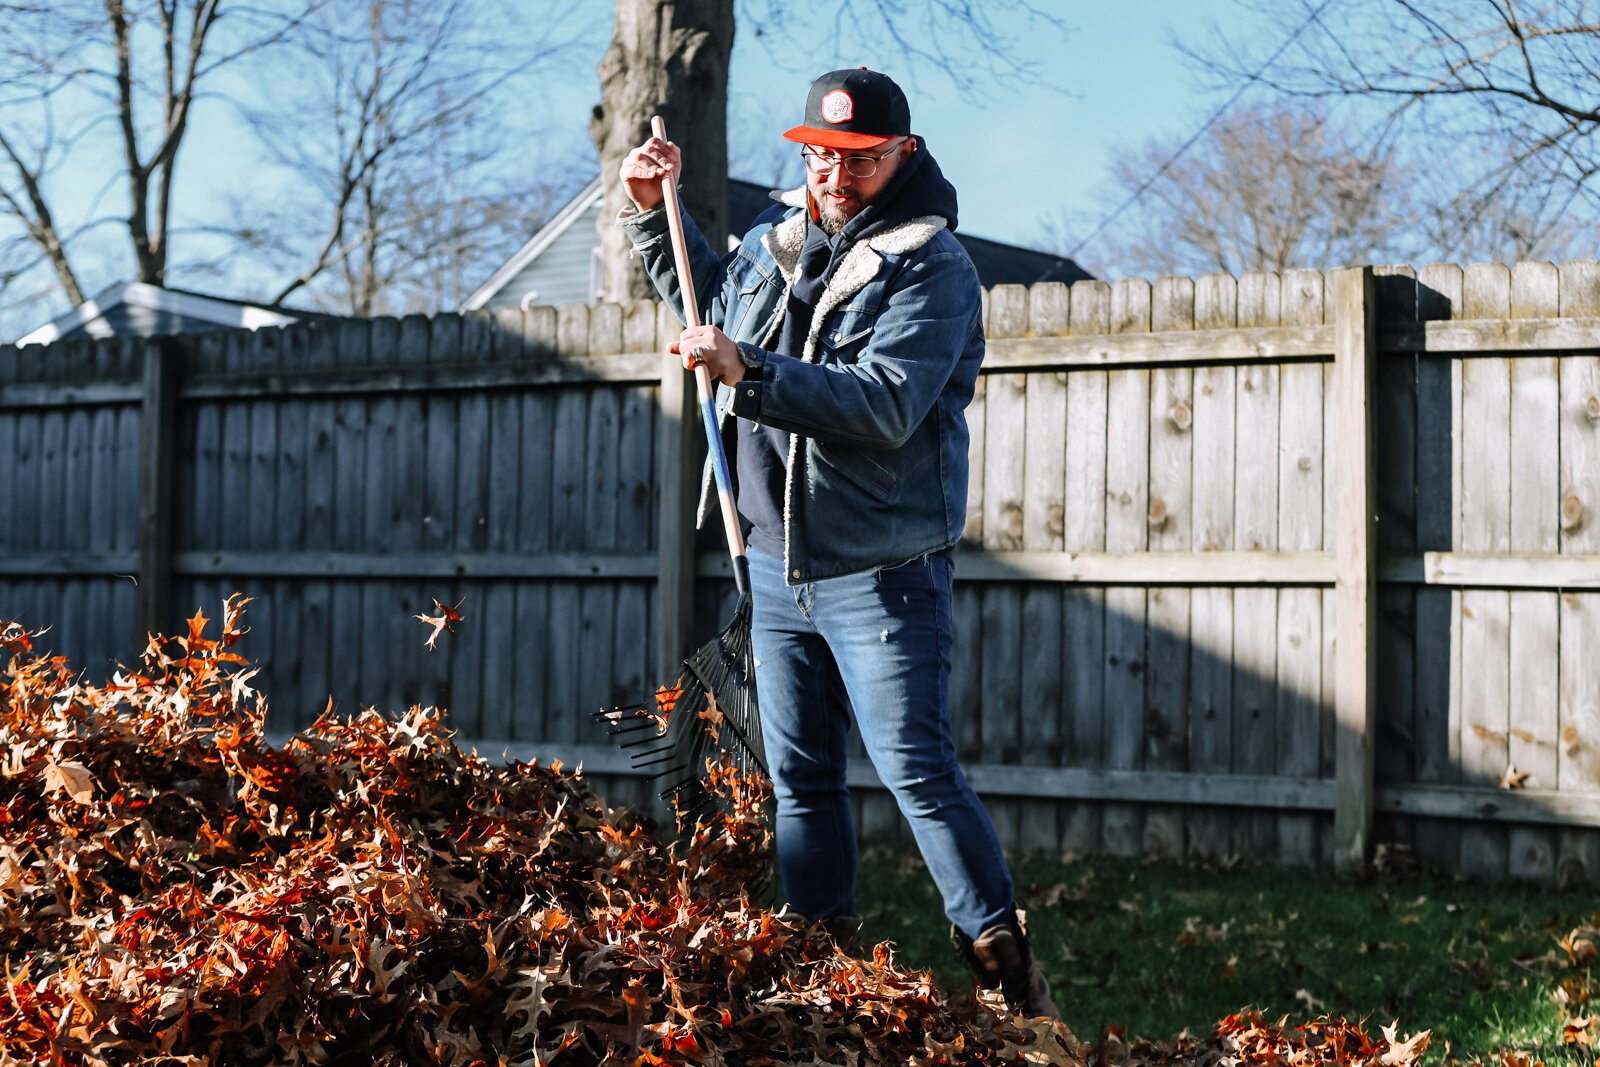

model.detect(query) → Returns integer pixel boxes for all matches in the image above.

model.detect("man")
[617,67,1059,1020]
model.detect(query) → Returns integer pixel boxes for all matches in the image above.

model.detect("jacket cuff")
[730,357,766,419]
[617,203,669,249]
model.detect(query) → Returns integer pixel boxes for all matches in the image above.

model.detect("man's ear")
[905,136,918,154]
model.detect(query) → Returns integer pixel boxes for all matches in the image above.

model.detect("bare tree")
[1190,0,1600,263]
[231,0,591,317]
[589,0,1073,302]
[0,0,314,325]
[1060,101,1413,278]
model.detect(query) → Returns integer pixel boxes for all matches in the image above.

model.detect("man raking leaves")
[617,67,1060,1020]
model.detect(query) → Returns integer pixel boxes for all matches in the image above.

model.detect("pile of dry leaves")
[0,598,1432,1066]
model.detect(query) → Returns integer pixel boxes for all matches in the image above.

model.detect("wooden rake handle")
[651,115,750,589]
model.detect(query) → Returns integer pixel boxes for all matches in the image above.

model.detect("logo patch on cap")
[820,90,853,124]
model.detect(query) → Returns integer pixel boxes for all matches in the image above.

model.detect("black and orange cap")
[781,67,911,150]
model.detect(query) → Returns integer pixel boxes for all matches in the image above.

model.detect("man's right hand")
[619,136,681,213]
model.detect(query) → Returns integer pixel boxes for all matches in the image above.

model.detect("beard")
[814,186,860,234]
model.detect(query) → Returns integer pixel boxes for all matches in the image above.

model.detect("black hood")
[836,136,960,241]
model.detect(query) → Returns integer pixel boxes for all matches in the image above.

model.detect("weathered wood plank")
[1458,263,1513,880]
[328,321,372,716]
[136,339,177,644]
[1278,268,1328,866]
[1413,264,1464,865]
[1188,273,1238,861]
[1060,279,1111,857]
[1234,271,1282,860]
[1557,260,1600,886]
[1143,275,1194,860]
[1332,267,1380,871]
[516,307,560,741]
[480,313,523,742]
[297,323,338,727]
[1102,277,1151,858]
[1506,262,1561,883]
[450,313,493,735]
[546,305,592,746]
[980,284,1030,851]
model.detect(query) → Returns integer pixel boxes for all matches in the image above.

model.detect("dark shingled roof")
[727,179,1092,289]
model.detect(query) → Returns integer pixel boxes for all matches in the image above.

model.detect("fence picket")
[1413,263,1464,871]
[1279,269,1328,866]
[1459,263,1513,880]
[1020,282,1069,855]
[1558,260,1600,887]
[1103,278,1152,858]
[1507,261,1561,883]
[1235,271,1282,860]
[1189,273,1238,861]
[1062,280,1111,858]
[981,284,1030,852]
[1144,276,1194,860]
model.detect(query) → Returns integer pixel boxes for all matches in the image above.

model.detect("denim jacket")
[621,188,983,584]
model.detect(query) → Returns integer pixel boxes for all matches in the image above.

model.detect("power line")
[1067,0,1337,258]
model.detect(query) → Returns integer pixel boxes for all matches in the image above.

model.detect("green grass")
[853,847,1600,1063]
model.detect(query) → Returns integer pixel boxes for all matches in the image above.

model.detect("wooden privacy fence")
[3,261,1600,885]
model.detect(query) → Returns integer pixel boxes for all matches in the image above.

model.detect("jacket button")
[746,388,755,397]
[792,569,801,579]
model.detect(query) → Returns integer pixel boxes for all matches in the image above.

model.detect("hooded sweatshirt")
[738,143,961,559]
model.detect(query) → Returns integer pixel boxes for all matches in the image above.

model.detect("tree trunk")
[590,0,733,305]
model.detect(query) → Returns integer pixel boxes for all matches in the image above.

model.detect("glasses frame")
[800,138,909,179]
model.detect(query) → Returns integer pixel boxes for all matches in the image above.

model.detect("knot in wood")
[1562,491,1585,532]
[1587,395,1600,423]
[1167,399,1192,432]
[1147,497,1168,528]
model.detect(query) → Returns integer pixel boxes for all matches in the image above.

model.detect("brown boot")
[952,914,1061,1020]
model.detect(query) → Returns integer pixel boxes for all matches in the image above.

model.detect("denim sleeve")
[620,202,731,330]
[729,250,980,448]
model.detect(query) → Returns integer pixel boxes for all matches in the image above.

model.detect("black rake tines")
[596,593,766,805]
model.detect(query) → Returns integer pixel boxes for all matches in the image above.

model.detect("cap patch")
[820,90,854,124]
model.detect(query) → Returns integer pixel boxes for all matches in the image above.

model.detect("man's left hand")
[671,325,745,386]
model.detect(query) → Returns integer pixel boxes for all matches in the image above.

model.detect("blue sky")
[517,0,1242,253]
[7,1,1250,337]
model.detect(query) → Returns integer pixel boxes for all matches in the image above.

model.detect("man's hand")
[619,136,681,213]
[671,325,744,386]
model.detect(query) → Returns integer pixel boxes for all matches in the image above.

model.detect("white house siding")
[480,203,602,311]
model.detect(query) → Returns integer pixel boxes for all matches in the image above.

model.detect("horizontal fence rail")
[5,260,1600,888]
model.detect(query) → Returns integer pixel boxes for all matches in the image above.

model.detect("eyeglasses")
[800,139,907,179]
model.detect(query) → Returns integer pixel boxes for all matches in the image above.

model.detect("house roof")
[463,176,1092,312]
[16,282,338,347]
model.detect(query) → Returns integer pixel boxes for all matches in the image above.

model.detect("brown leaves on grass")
[1,597,1082,1066]
[1093,1012,1431,1067]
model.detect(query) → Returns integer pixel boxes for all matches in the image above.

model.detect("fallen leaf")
[43,758,96,804]
[413,597,465,650]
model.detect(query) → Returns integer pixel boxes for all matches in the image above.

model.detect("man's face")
[805,137,914,234]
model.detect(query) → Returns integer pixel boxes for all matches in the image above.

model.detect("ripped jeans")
[747,545,1014,939]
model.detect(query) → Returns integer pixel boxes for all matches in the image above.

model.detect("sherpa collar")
[759,187,947,363]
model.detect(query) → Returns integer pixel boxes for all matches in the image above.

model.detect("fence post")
[1332,265,1378,872]
[136,337,177,644]
[655,326,699,685]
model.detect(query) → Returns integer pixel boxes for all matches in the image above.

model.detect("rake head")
[597,592,766,809]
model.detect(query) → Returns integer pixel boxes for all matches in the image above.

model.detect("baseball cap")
[781,67,911,150]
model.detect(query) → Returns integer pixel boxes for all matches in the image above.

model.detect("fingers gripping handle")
[652,115,749,591]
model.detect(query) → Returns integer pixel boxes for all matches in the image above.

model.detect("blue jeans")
[747,546,1014,939]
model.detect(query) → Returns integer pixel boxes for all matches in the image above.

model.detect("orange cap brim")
[781,124,896,150]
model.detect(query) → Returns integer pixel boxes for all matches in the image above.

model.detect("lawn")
[855,846,1599,1064]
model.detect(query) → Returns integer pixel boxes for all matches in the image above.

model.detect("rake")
[597,115,766,816]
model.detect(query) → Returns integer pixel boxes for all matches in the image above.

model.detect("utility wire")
[1066,0,1337,258]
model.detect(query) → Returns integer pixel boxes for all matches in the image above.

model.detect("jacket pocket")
[812,441,896,502]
